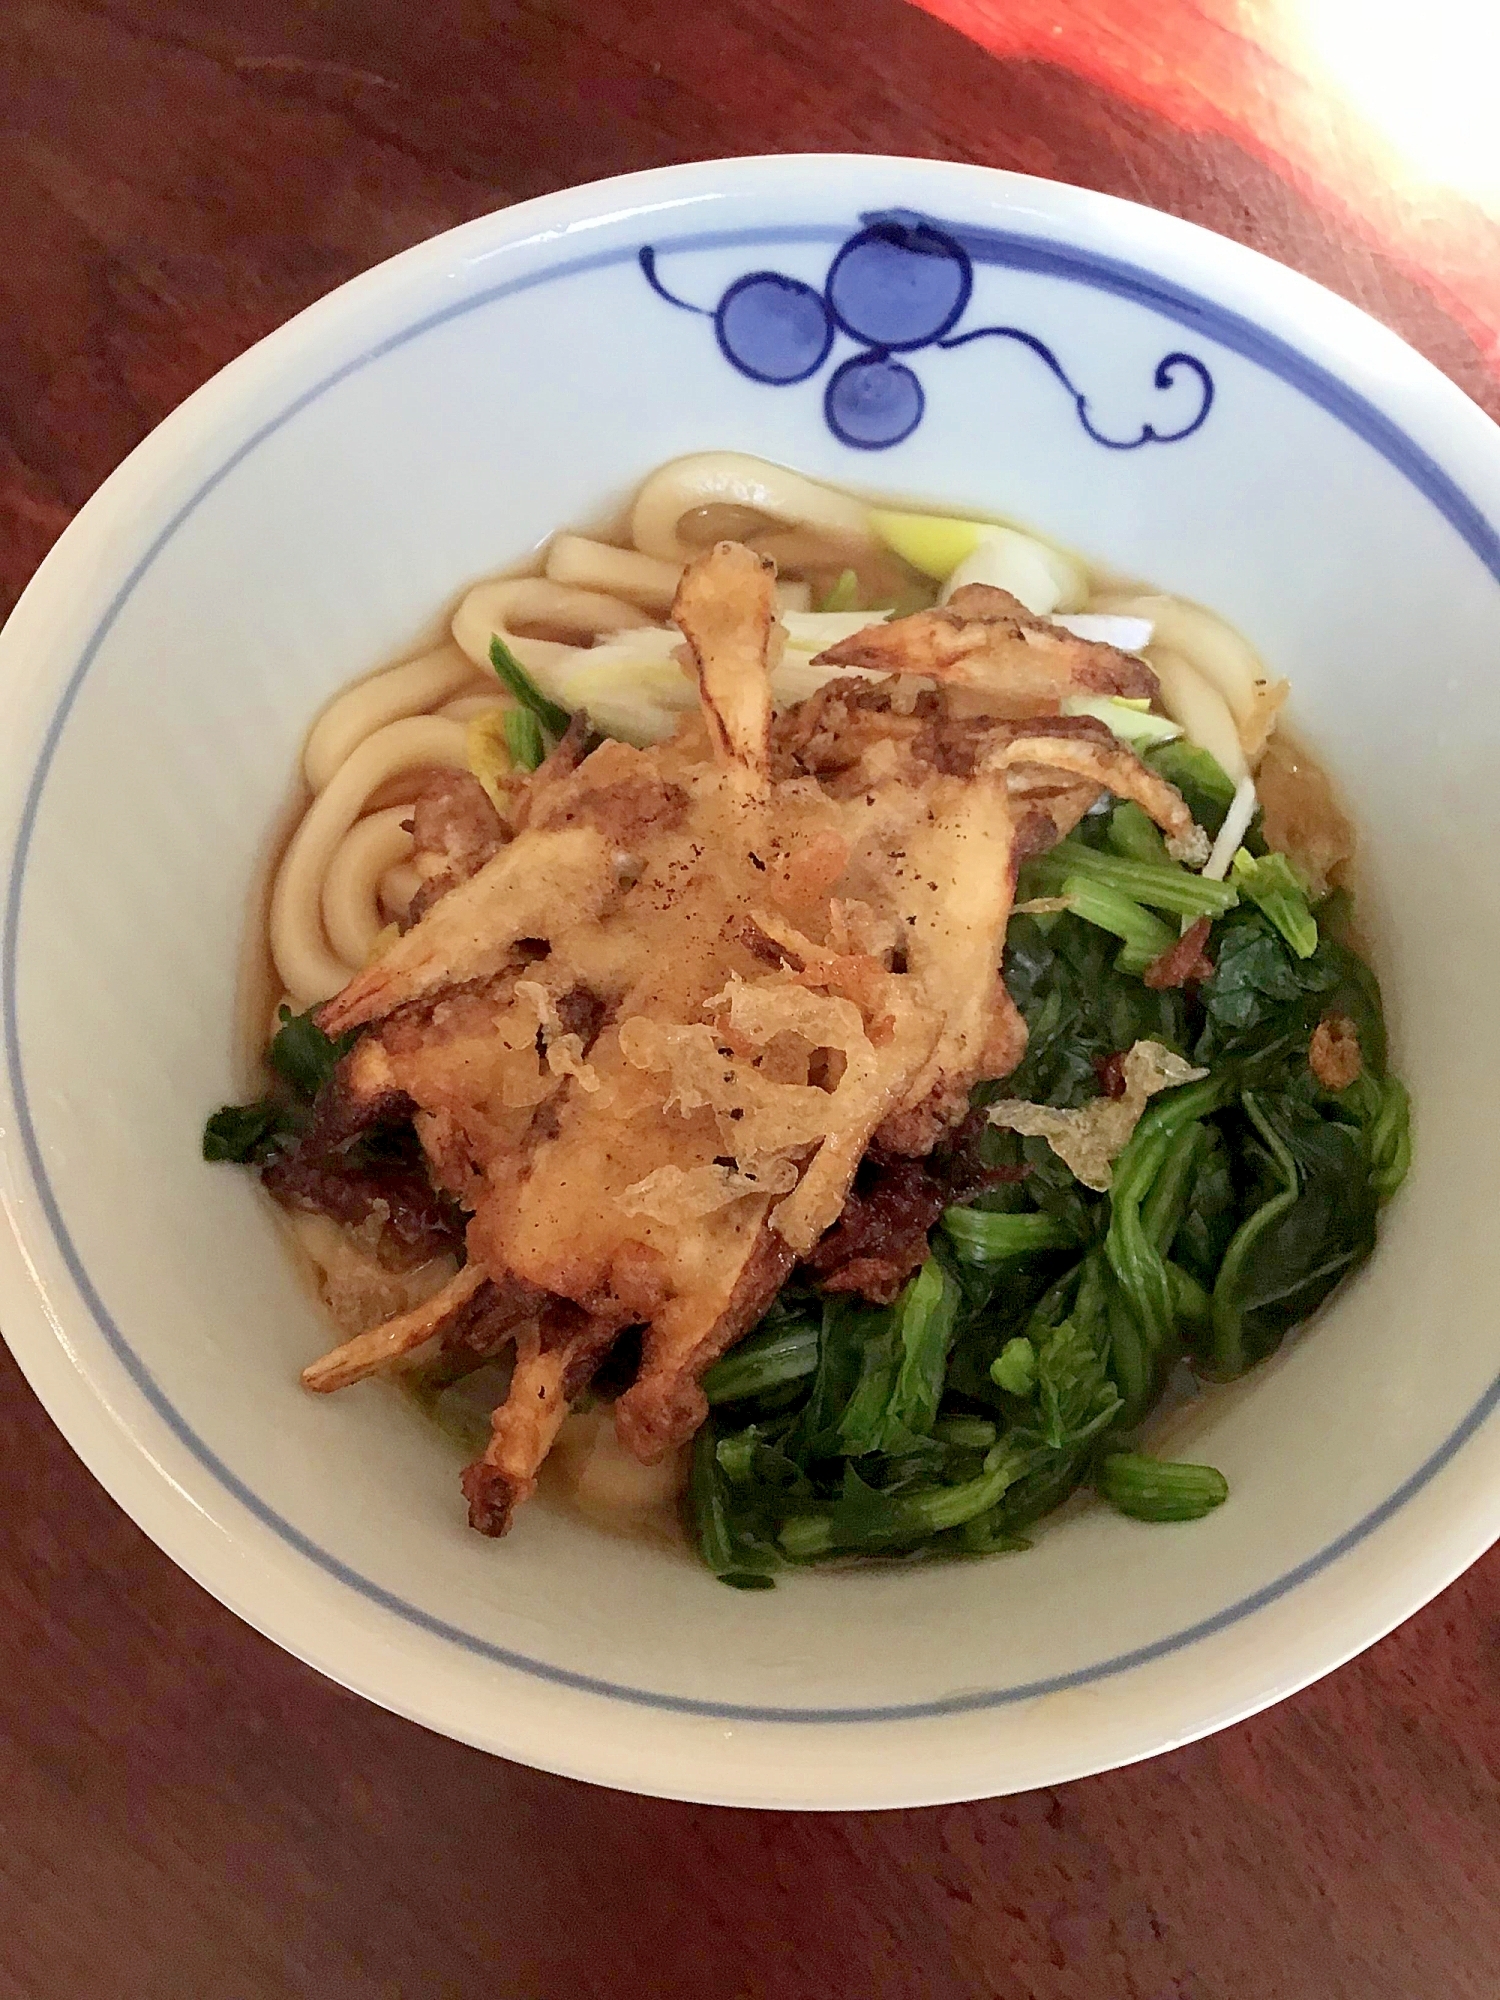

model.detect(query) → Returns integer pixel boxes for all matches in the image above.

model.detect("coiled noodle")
[630,452,874,565]
[322,806,418,969]
[303,645,482,794]
[271,716,469,1006]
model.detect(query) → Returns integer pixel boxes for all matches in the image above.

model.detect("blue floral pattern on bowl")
[641,213,1215,452]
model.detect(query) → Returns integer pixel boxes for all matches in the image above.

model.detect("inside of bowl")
[7,191,1499,1728]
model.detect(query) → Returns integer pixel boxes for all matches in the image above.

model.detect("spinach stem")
[941,1207,1076,1263]
[1104,1281,1152,1429]
[1105,800,1170,866]
[1059,877,1175,974]
[1040,839,1240,919]
[1142,1121,1210,1254]
[1107,1078,1226,1353]
[778,1449,1033,1557]
[1211,1091,1300,1376]
[1099,1452,1229,1521]
[690,1423,738,1573]
[702,1318,819,1406]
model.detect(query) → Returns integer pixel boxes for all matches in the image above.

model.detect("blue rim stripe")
[4,214,1498,1725]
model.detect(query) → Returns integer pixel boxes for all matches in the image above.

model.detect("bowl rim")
[3,152,1499,1807]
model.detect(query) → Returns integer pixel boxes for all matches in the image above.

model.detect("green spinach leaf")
[201,1101,294,1164]
[268,1005,357,1102]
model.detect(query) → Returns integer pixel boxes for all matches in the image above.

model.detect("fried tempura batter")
[301,546,1204,1534]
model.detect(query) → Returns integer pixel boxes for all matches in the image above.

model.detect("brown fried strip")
[614,1231,796,1464]
[461,1301,629,1534]
[814,584,1158,713]
[302,1262,488,1392]
[673,540,778,788]
[1142,917,1215,990]
[804,1156,946,1305]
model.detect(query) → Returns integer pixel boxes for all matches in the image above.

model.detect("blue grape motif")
[824,221,972,351]
[824,353,924,451]
[638,213,1215,454]
[714,273,832,385]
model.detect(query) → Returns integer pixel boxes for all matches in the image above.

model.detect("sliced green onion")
[867,507,990,581]
[1062,694,1183,748]
[818,567,860,613]
[489,633,573,737]
[502,706,547,772]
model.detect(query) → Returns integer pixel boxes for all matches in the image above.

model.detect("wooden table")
[4,5,1499,1994]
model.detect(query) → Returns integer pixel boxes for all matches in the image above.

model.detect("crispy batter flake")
[987,1039,1208,1191]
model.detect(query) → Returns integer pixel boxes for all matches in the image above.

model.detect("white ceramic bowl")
[3,155,1498,1810]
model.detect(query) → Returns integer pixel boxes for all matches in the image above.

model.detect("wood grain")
[3,4,1499,1995]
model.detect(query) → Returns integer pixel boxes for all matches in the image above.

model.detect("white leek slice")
[938,530,1088,616]
[551,671,691,746]
[870,508,1088,613]
[1062,694,1183,748]
[547,627,692,745]
[542,613,896,745]
[779,609,891,650]
[1050,614,1154,652]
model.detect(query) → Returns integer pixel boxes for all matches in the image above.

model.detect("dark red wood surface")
[4,5,1500,1995]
